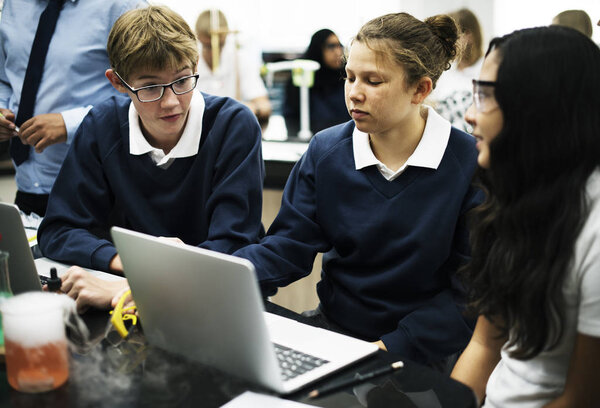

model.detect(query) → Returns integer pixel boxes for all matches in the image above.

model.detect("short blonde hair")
[107,5,199,81]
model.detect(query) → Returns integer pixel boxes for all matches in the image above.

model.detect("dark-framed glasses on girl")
[114,72,199,103]
[472,79,499,113]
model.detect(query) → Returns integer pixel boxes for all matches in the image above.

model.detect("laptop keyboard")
[274,343,329,381]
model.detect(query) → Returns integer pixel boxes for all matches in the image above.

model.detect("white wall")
[397,0,495,56]
[152,0,401,53]
[154,0,599,53]
[494,0,600,44]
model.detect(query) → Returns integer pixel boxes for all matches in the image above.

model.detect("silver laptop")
[0,202,45,293]
[0,202,123,293]
[111,226,378,394]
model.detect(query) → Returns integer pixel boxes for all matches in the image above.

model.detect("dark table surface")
[0,302,476,408]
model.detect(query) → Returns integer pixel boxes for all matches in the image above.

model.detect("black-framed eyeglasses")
[114,71,200,103]
[472,79,499,113]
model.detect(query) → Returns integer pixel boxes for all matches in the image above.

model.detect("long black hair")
[463,26,600,359]
[302,28,343,90]
[283,28,346,133]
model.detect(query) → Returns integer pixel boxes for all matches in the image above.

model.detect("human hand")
[111,285,135,313]
[109,254,124,274]
[246,96,272,126]
[158,236,185,245]
[60,266,129,314]
[19,113,67,153]
[0,108,18,141]
[373,340,387,351]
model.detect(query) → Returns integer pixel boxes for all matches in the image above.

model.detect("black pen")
[308,360,404,399]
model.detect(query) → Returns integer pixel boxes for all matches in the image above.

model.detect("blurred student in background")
[195,9,271,126]
[283,28,348,137]
[552,9,593,38]
[451,26,600,407]
[430,8,484,133]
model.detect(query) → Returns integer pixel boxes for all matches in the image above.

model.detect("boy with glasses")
[37,6,264,284]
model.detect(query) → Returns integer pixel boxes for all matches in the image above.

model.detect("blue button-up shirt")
[0,0,144,194]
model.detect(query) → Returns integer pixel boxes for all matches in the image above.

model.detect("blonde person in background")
[195,9,272,127]
[551,9,593,38]
[429,8,484,133]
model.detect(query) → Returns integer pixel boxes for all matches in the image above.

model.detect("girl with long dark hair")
[283,28,348,135]
[451,25,600,406]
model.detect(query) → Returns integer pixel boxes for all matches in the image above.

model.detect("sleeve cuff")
[90,243,118,272]
[61,106,92,144]
[380,325,428,364]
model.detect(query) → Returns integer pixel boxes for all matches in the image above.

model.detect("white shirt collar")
[129,90,205,168]
[353,105,451,180]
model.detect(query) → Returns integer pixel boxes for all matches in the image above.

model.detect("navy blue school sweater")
[235,120,482,365]
[38,93,264,272]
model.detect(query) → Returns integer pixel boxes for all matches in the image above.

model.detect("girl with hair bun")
[452,26,600,406]
[236,12,482,371]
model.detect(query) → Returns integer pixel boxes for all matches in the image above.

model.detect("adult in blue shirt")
[236,13,483,371]
[0,0,144,215]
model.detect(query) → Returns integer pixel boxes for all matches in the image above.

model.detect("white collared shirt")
[129,90,206,169]
[352,105,451,181]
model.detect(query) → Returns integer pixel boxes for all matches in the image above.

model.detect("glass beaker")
[0,292,76,393]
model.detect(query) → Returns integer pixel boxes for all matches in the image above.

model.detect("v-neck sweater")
[38,94,264,271]
[235,119,482,365]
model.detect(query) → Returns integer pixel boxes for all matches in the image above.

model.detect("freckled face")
[344,41,416,139]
